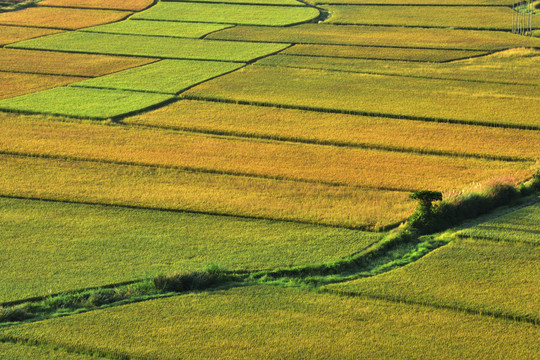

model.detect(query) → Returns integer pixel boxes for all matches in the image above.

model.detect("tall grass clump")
[152,265,231,293]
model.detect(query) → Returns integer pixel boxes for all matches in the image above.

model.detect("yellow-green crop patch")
[260,48,540,86]
[0,341,102,360]
[8,31,289,62]
[208,24,540,50]
[282,44,488,62]
[457,201,540,244]
[325,240,540,322]
[178,0,303,4]
[323,6,520,31]
[2,286,540,359]
[0,72,87,100]
[0,197,381,303]
[0,25,62,46]
[81,20,232,38]
[131,1,319,26]
[71,60,243,94]
[0,155,415,229]
[127,99,540,161]
[184,65,540,128]
[0,87,173,119]
[311,0,514,4]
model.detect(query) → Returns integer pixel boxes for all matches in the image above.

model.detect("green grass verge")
[323,6,522,31]
[2,286,540,359]
[71,59,243,94]
[0,87,173,119]
[325,239,540,323]
[80,20,232,38]
[0,196,382,303]
[132,2,319,26]
[0,341,102,360]
[208,24,540,50]
[8,31,289,62]
[260,48,540,86]
[457,201,540,244]
[184,65,540,128]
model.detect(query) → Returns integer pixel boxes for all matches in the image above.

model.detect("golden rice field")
[37,0,154,11]
[2,286,539,360]
[0,72,86,100]
[0,25,61,46]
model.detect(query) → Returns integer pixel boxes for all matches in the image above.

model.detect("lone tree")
[408,190,443,233]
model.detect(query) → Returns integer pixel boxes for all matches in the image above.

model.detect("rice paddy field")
[0,0,539,357]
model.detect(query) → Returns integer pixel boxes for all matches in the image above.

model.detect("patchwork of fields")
[0,0,539,358]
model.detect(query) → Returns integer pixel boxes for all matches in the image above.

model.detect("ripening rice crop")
[0,154,415,229]
[0,342,98,360]
[325,239,540,323]
[0,114,533,191]
[37,0,153,11]
[0,48,156,77]
[457,201,540,244]
[71,59,243,94]
[184,65,540,128]
[131,1,320,26]
[0,25,61,46]
[177,0,302,4]
[0,87,173,119]
[307,0,513,4]
[323,6,519,31]
[81,20,233,38]
[208,24,540,50]
[0,7,131,30]
[281,44,488,62]
[0,72,87,100]
[2,286,539,359]
[8,31,289,62]
[0,196,380,302]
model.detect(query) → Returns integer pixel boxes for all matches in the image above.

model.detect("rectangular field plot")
[0,25,61,46]
[0,7,131,30]
[458,201,540,245]
[262,48,540,86]
[0,155,415,229]
[324,6,519,31]
[208,24,540,50]
[131,2,319,26]
[38,0,153,10]
[0,48,155,77]
[282,44,488,62]
[126,100,540,161]
[177,0,304,4]
[312,0,513,4]
[0,115,532,192]
[325,240,540,322]
[3,286,540,360]
[184,65,540,128]
[0,87,173,119]
[9,31,289,62]
[0,72,86,100]
[81,20,232,38]
[0,341,102,360]
[71,60,243,94]
[0,197,381,303]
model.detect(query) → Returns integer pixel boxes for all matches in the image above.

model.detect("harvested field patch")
[184,66,540,128]
[0,48,156,77]
[458,201,540,244]
[0,72,86,100]
[0,341,101,360]
[37,0,153,11]
[0,25,61,46]
[325,240,540,322]
[1,114,532,191]
[281,44,488,62]
[126,99,540,161]
[0,197,380,303]
[324,6,519,31]
[82,20,232,38]
[71,59,243,94]
[8,31,289,62]
[261,48,540,86]
[2,286,540,359]
[132,2,319,26]
[0,7,131,30]
[0,155,415,229]
[0,87,173,119]
[208,24,540,50]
